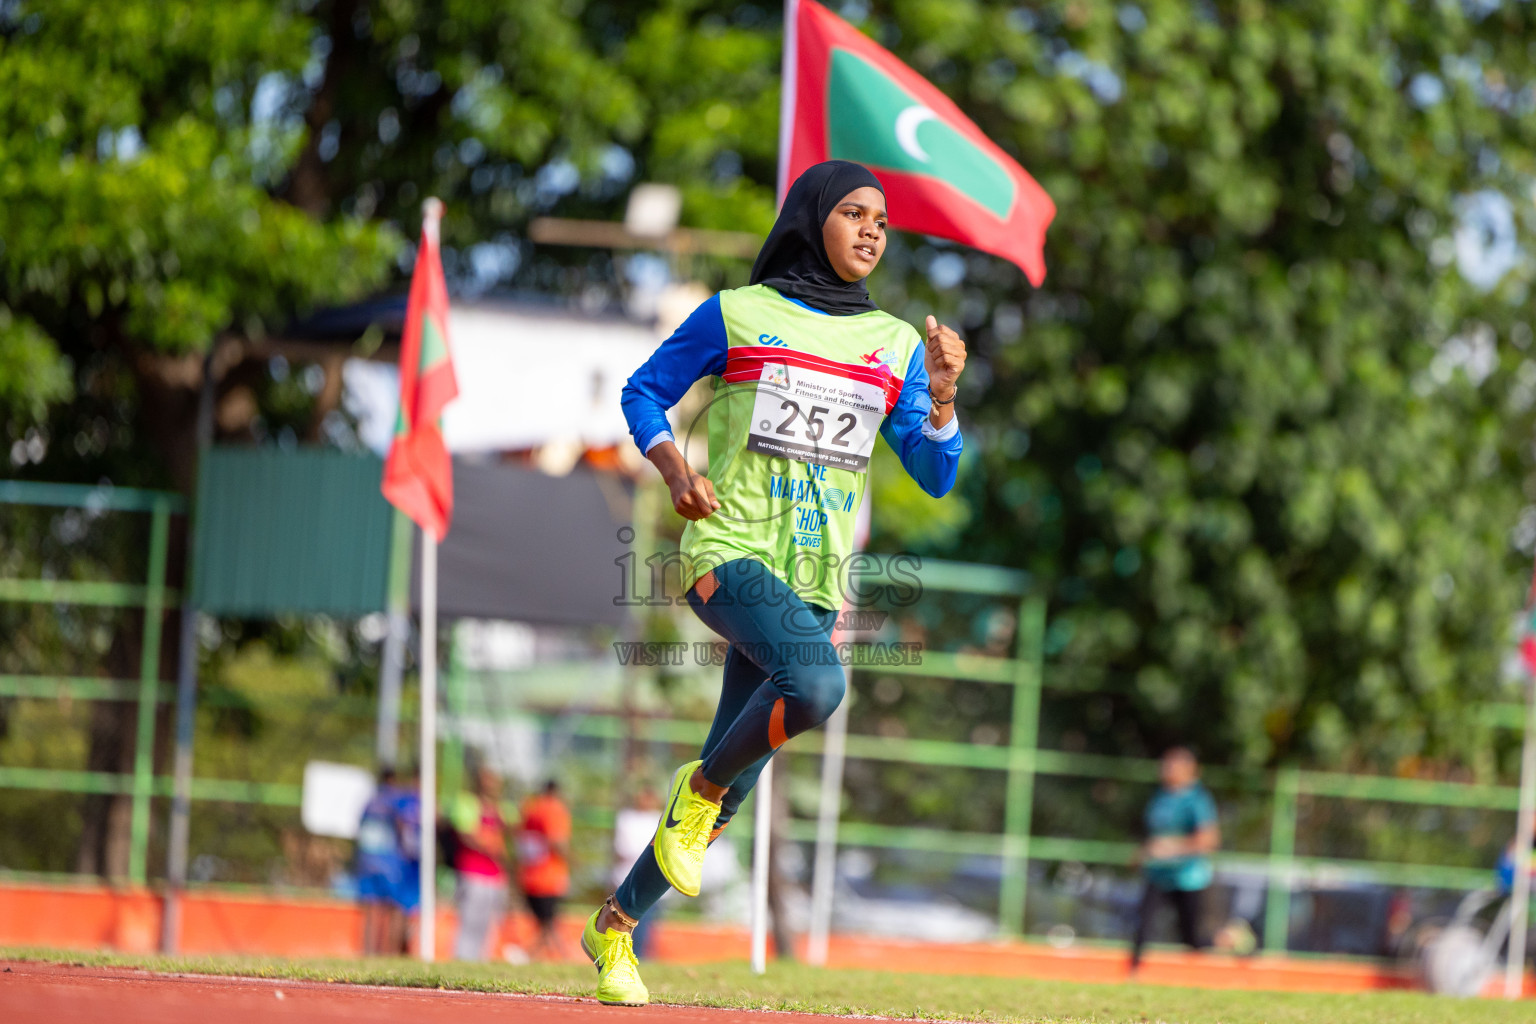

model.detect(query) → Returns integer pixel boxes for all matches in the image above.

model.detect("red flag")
[382,199,458,542]
[1521,635,1536,677]
[780,0,1056,284]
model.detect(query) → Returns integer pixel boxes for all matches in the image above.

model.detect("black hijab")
[750,160,885,316]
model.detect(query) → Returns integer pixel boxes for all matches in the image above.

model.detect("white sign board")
[343,303,659,457]
[301,760,376,839]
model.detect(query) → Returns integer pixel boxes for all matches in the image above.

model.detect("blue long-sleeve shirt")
[621,291,962,497]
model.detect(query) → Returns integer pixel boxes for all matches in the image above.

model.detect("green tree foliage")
[0,0,395,472]
[6,1,1536,882]
[0,0,404,874]
[261,0,784,277]
[911,0,1536,772]
[187,636,378,886]
[275,0,645,221]
[596,1,1536,779]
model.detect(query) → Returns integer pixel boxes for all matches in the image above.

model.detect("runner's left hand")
[924,315,966,398]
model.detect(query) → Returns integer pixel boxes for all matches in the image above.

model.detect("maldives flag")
[382,199,458,543]
[780,0,1056,285]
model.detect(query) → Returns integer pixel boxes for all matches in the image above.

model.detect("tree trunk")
[73,401,193,880]
[286,0,362,216]
[75,612,143,878]
[307,352,347,441]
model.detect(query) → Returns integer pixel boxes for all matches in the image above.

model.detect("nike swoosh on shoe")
[664,790,685,830]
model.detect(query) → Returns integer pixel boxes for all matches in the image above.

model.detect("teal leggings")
[614,558,842,920]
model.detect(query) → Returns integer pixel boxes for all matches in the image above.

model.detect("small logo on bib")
[763,362,790,389]
[860,346,902,378]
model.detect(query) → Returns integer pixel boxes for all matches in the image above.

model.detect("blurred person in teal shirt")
[1130,747,1220,971]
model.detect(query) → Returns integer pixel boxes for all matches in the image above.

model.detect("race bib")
[745,360,883,471]
[357,817,396,857]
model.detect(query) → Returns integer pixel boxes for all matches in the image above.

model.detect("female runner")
[583,160,967,1004]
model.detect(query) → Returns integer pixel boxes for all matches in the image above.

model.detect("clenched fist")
[644,438,722,520]
[668,467,720,521]
[924,315,966,424]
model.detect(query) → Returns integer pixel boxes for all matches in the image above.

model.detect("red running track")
[0,960,841,1024]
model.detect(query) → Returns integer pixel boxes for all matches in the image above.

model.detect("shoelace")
[603,929,641,984]
[680,797,718,855]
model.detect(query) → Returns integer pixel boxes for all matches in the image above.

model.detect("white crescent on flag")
[893,104,938,163]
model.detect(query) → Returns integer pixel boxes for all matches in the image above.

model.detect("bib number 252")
[774,401,858,447]
[746,361,883,471]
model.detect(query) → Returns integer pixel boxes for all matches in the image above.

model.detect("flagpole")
[808,497,869,966]
[1507,671,1536,997]
[775,0,799,207]
[415,195,447,964]
[418,529,438,962]
[749,0,801,976]
[806,664,848,967]
[750,760,773,974]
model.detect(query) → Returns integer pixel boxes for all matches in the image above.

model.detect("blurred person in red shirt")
[517,780,572,960]
[450,765,513,961]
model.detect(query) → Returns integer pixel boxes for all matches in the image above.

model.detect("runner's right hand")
[645,438,721,520]
[668,469,721,520]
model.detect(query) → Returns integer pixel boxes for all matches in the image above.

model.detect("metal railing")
[0,480,183,883]
[449,538,1531,947]
[447,701,1525,937]
[2,479,1530,953]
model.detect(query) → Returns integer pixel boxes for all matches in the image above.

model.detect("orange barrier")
[1,881,1530,997]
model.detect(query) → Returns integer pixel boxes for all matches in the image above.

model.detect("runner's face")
[821,186,887,282]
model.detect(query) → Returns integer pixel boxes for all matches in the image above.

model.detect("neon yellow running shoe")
[581,904,648,1006]
[653,758,720,898]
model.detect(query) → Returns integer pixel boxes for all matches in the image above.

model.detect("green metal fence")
[0,480,184,884]
[447,554,1532,947]
[0,475,400,889]
[2,479,1531,952]
[450,702,1527,946]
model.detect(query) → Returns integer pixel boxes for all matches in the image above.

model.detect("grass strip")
[2,947,1530,1024]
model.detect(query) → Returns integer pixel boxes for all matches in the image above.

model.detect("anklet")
[605,894,638,929]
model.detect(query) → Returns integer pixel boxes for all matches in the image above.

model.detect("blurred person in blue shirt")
[392,770,422,943]
[1496,833,1536,892]
[356,766,420,955]
[1130,747,1220,971]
